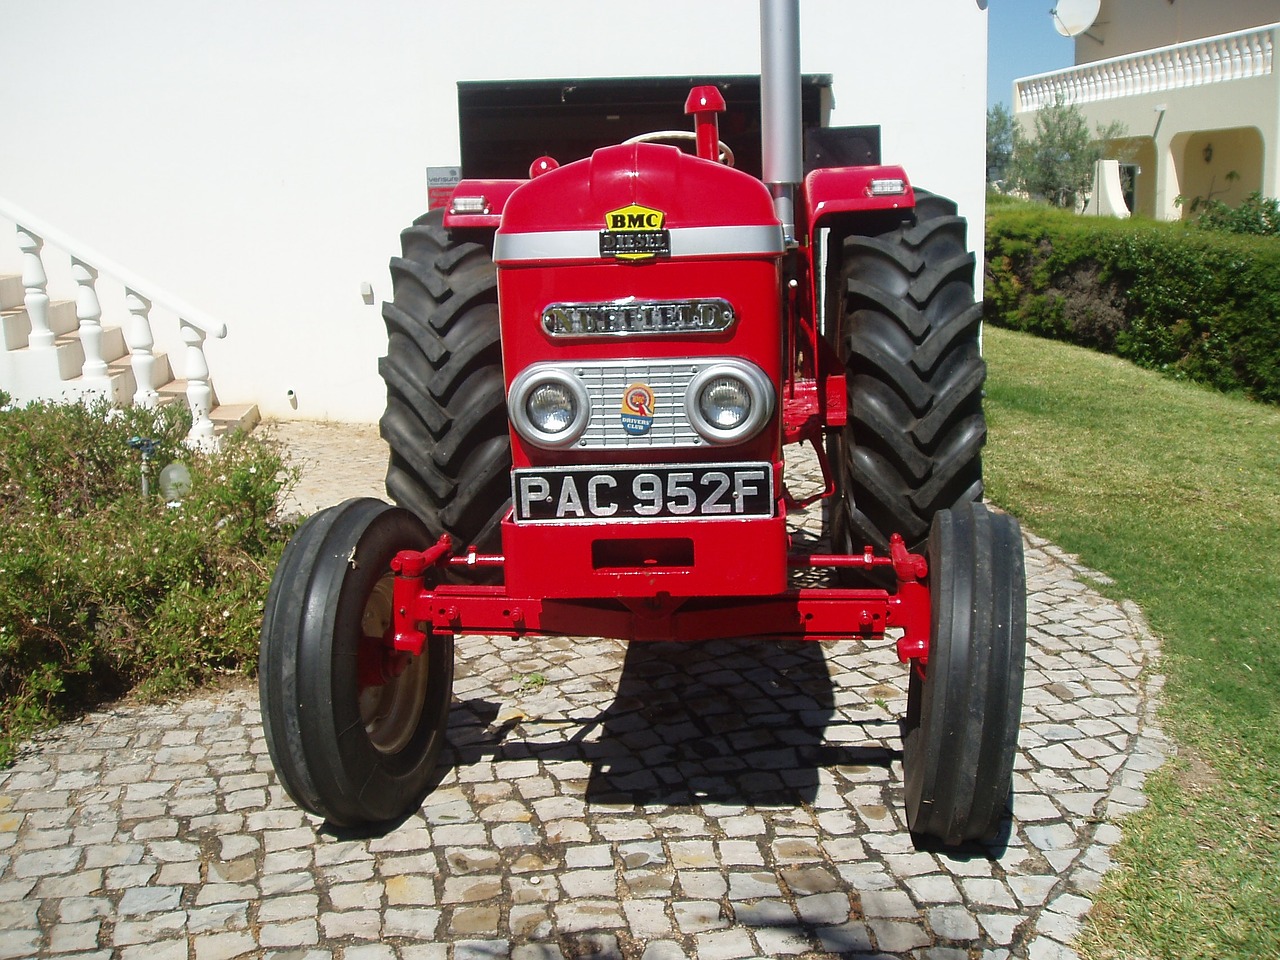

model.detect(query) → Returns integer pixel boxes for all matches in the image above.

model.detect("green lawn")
[980,326,1280,960]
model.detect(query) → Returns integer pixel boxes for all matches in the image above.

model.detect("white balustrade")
[180,319,216,449]
[124,289,159,408]
[1017,23,1277,111]
[17,227,53,349]
[70,258,109,386]
[1,196,230,447]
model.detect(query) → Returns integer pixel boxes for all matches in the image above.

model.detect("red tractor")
[259,0,1025,848]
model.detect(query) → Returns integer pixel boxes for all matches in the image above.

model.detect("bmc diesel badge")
[620,383,656,435]
[600,204,670,260]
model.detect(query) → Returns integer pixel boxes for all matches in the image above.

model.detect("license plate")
[512,463,774,523]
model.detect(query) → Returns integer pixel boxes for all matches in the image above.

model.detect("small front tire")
[903,501,1026,846]
[259,498,454,826]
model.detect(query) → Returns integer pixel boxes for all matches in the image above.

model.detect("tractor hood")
[493,143,783,265]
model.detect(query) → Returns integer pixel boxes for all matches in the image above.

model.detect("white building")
[0,0,988,425]
[1015,0,1279,220]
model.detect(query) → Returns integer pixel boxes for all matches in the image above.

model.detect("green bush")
[984,206,1280,404]
[0,394,296,764]
[1191,191,1280,237]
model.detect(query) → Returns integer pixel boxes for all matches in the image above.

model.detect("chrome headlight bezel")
[508,365,592,448]
[684,359,774,445]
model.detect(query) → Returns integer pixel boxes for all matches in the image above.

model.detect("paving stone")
[673,900,727,934]
[383,908,442,939]
[796,891,853,925]
[258,919,320,948]
[187,902,248,935]
[117,886,182,916]
[624,898,674,938]
[559,868,616,898]
[906,872,963,904]
[753,925,812,956]
[118,941,188,960]
[868,918,932,953]
[443,876,503,904]
[695,929,755,960]
[56,896,112,924]
[513,946,567,960]
[449,904,502,937]
[780,864,840,895]
[963,878,1018,910]
[321,909,381,939]
[192,931,257,960]
[509,904,553,939]
[111,912,187,947]
[0,926,43,959]
[678,870,727,899]
[727,872,782,901]
[815,921,875,954]
[452,940,511,959]
[927,905,981,941]
[860,889,918,919]
[639,943,687,960]
[385,873,436,905]
[718,840,765,865]
[554,900,624,933]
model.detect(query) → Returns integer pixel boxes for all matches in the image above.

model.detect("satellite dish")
[1052,0,1101,37]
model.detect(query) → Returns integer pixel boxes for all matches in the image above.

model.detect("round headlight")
[684,360,774,445]
[698,376,752,430]
[508,366,591,448]
[526,382,577,434]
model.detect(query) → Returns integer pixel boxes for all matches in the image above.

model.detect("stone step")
[104,351,137,405]
[0,274,20,311]
[1,298,78,350]
[210,402,262,437]
[158,380,259,437]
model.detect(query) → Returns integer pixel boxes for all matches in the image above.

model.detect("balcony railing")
[1016,22,1277,112]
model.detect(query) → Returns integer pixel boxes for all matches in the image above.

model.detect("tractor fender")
[803,164,916,241]
[441,178,526,230]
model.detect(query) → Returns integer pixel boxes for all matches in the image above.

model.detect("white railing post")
[70,258,110,390]
[180,318,216,448]
[124,288,159,407]
[16,227,53,349]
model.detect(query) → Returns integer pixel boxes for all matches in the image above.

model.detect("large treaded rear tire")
[379,210,510,568]
[903,501,1026,846]
[830,191,986,555]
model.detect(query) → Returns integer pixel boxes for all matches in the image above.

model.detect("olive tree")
[986,103,1016,184]
[1009,97,1126,208]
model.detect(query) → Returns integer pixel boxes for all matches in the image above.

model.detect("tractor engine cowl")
[493,142,788,600]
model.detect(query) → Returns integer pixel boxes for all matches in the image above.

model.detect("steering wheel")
[622,130,735,167]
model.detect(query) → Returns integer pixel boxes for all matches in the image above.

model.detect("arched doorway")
[1172,126,1265,217]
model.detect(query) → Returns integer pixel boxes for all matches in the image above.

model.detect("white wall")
[0,0,988,422]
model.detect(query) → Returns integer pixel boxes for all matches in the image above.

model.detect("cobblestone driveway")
[0,423,1169,960]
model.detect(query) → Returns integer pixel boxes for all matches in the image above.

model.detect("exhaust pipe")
[759,0,803,242]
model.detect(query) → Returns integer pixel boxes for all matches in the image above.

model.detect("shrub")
[984,206,1280,404]
[0,396,296,764]
[1191,191,1280,238]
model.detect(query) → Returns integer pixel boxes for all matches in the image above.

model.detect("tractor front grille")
[573,359,702,450]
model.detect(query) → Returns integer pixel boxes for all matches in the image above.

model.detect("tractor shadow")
[449,636,902,809]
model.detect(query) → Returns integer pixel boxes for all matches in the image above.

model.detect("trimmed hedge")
[984,205,1280,404]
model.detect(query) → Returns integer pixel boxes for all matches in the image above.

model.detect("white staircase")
[0,200,258,444]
